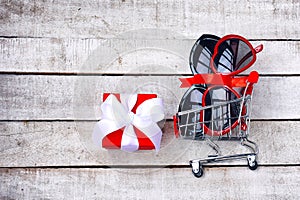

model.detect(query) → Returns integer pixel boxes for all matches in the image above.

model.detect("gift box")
[92,93,164,152]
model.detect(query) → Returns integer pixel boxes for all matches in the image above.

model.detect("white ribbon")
[92,94,164,152]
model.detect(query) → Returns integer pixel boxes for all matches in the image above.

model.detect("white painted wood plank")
[0,167,299,199]
[0,0,299,39]
[0,37,191,74]
[1,38,299,74]
[0,75,299,120]
[0,121,299,167]
[0,121,95,167]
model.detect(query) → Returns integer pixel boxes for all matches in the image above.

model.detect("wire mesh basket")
[176,94,252,140]
[176,72,262,178]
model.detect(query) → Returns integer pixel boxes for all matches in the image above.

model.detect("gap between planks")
[1,119,300,122]
[1,163,300,169]
[2,72,300,77]
[1,36,300,41]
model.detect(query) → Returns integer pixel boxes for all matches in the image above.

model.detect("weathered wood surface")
[0,167,300,199]
[0,75,299,120]
[0,38,299,74]
[1,121,299,167]
[0,0,299,39]
[1,0,299,198]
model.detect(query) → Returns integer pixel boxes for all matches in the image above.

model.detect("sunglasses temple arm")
[254,44,263,54]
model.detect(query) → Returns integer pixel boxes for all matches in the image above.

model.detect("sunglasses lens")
[177,85,209,139]
[203,87,240,134]
[212,39,254,74]
[190,35,220,74]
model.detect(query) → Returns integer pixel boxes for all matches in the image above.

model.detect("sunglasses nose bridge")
[254,44,263,53]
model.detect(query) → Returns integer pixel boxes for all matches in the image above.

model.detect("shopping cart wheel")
[248,160,258,170]
[247,155,258,170]
[190,161,204,178]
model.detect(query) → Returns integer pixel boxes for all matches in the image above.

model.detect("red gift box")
[101,93,160,150]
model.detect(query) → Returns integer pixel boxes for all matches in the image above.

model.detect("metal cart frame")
[174,74,259,177]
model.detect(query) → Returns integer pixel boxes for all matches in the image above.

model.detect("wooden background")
[1,0,300,199]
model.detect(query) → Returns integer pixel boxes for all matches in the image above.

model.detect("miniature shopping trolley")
[174,34,263,177]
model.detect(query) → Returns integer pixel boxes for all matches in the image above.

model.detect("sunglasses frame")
[210,34,260,76]
[189,34,220,75]
[200,85,242,136]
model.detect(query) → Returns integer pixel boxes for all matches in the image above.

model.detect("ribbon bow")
[92,94,164,152]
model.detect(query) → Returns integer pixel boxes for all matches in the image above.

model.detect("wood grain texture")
[0,0,299,39]
[1,0,299,198]
[0,167,299,200]
[0,75,299,120]
[1,121,299,167]
[1,38,299,74]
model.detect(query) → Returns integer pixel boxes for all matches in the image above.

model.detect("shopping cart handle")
[248,71,259,84]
